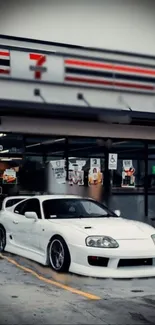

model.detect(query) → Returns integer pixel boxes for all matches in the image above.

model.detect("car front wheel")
[48,236,70,273]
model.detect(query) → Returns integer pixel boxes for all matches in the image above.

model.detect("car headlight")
[151,234,155,245]
[85,236,119,248]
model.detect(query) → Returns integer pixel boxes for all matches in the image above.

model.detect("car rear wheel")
[48,236,70,273]
[0,226,6,252]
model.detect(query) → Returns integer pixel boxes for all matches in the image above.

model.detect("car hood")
[49,217,154,239]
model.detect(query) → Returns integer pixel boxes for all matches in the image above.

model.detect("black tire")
[0,225,6,252]
[48,236,70,273]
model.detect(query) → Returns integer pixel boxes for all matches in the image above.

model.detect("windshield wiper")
[77,214,113,218]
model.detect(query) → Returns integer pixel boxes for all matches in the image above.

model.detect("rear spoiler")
[2,196,30,210]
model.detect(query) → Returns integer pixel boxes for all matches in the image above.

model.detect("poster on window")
[121,160,135,188]
[88,159,103,186]
[88,168,103,186]
[68,163,85,186]
[3,168,17,184]
[77,170,84,186]
[90,158,101,170]
[68,170,74,185]
[72,165,79,185]
[51,160,66,184]
[76,160,86,170]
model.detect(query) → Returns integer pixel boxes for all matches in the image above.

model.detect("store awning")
[0,98,155,127]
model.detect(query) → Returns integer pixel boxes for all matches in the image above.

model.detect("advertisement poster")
[69,170,74,185]
[76,160,86,170]
[51,160,66,184]
[121,160,135,188]
[88,158,103,186]
[0,161,19,185]
[90,158,101,170]
[68,160,86,186]
[3,168,17,184]
[77,170,84,186]
[72,164,79,185]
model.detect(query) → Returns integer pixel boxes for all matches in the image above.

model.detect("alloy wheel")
[49,239,65,271]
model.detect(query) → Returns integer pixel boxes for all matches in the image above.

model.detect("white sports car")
[1,194,155,278]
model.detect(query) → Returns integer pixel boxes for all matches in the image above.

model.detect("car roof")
[32,195,85,202]
[4,195,93,211]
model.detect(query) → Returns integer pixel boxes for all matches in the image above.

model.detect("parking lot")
[1,252,155,324]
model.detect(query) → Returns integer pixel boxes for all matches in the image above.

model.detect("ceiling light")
[0,157,22,161]
[0,133,6,137]
[26,138,65,148]
[0,150,9,153]
[1,158,12,161]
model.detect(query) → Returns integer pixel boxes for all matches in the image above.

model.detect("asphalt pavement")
[1,253,155,324]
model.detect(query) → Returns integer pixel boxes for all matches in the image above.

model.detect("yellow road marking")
[0,253,101,300]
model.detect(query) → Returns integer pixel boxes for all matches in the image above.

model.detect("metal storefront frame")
[1,116,155,140]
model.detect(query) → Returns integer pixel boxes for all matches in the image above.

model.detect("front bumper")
[69,240,155,278]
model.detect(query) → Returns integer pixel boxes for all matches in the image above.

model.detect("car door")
[0,196,30,241]
[13,198,42,252]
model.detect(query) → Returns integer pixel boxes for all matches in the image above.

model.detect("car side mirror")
[114,209,121,217]
[25,211,38,220]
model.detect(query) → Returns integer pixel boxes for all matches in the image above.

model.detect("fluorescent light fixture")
[0,157,22,161]
[0,150,9,153]
[1,158,12,161]
[26,143,41,148]
[0,133,6,137]
[26,138,65,148]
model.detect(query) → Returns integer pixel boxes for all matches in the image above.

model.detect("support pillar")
[144,142,148,218]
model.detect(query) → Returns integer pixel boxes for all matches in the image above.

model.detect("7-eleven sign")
[29,53,47,79]
[10,50,64,83]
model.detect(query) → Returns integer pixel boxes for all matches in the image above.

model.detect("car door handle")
[13,220,19,224]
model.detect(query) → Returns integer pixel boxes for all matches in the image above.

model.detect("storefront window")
[110,141,145,191]
[112,159,145,189]
[0,134,151,220]
[148,153,155,190]
[25,136,65,156]
[67,157,104,187]
[0,133,24,155]
[18,155,45,193]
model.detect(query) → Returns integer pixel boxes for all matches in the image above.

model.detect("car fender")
[39,222,86,253]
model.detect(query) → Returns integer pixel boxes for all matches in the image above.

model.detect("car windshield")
[42,198,117,219]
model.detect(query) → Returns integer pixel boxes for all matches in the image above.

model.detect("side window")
[23,199,42,219]
[6,199,25,208]
[14,199,42,219]
[14,201,26,215]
